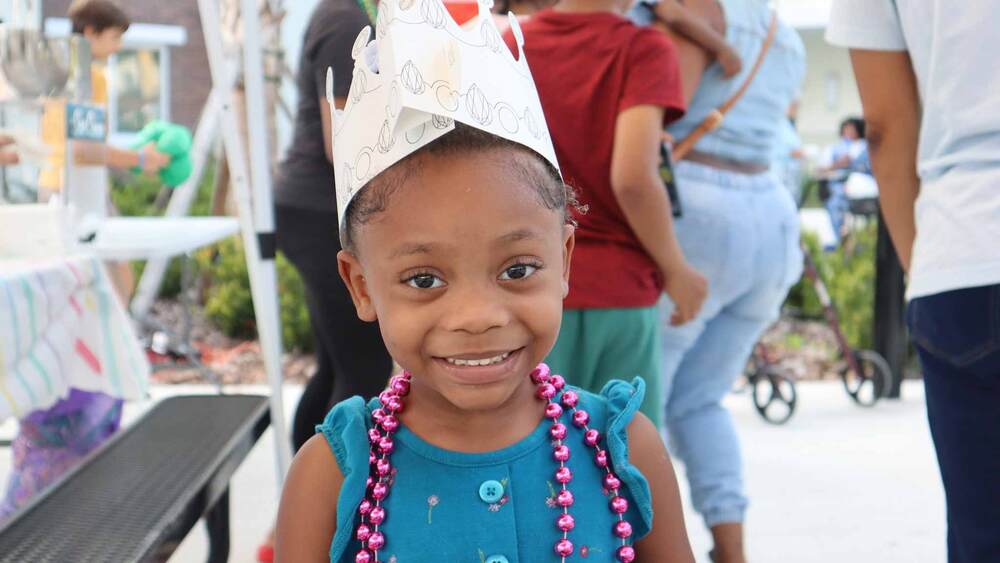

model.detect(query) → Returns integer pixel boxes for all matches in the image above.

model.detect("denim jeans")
[824,180,848,248]
[906,283,1000,563]
[660,161,803,528]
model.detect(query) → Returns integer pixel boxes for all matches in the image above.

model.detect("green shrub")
[111,163,216,298]
[783,223,876,349]
[199,238,314,352]
[109,161,315,352]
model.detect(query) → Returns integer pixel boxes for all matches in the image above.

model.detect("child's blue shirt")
[318,378,654,562]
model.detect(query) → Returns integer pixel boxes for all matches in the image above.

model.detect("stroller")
[745,175,892,425]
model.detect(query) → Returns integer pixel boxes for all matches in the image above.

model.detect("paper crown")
[327,0,561,232]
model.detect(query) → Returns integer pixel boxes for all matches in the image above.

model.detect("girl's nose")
[439,285,511,335]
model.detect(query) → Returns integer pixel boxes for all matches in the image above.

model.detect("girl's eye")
[405,273,445,289]
[500,263,540,281]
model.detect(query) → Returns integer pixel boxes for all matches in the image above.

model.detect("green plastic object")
[130,120,194,187]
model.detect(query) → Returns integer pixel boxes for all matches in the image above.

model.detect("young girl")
[276,1,695,560]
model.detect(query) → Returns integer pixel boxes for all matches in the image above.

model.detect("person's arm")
[653,0,741,77]
[73,142,170,174]
[105,144,170,174]
[648,0,722,104]
[611,105,707,324]
[629,412,696,562]
[275,434,343,563]
[849,49,921,271]
[0,135,19,165]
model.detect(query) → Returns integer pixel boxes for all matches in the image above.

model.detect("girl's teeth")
[446,352,511,366]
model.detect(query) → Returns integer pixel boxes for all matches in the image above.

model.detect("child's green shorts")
[546,306,662,428]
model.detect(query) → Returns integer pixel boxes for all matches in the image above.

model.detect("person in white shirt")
[827,2,1000,562]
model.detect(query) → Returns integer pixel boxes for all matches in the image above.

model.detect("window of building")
[108,47,168,143]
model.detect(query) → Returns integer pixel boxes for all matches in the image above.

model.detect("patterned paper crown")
[327,0,561,232]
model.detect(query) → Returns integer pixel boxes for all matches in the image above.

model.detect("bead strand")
[355,373,411,563]
[536,365,576,561]
[560,389,636,563]
[354,364,639,562]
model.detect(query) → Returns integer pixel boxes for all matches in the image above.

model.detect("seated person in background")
[818,117,869,248]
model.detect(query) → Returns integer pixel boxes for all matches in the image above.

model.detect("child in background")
[275,1,695,560]
[505,0,707,428]
[41,0,170,300]
[0,0,167,521]
[39,0,169,194]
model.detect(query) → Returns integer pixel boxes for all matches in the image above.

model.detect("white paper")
[328,0,560,230]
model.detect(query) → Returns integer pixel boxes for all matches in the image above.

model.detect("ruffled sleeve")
[599,377,655,539]
[316,396,373,562]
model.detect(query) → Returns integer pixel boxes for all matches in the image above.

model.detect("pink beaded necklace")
[353,363,637,563]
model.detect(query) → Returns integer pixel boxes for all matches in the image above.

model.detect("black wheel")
[750,366,797,425]
[841,349,892,407]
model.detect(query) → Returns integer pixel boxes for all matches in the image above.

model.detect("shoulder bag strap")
[672,11,780,161]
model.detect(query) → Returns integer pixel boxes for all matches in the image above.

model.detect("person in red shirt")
[504,0,707,428]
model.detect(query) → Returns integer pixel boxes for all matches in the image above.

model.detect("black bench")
[0,394,270,562]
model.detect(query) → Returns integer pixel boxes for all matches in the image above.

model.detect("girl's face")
[339,148,574,414]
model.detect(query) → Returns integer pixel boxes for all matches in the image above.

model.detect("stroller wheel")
[841,350,892,407]
[750,366,797,425]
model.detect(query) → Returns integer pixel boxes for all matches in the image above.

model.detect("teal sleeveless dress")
[318,378,655,562]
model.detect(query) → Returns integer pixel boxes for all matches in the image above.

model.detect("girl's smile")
[433,346,526,386]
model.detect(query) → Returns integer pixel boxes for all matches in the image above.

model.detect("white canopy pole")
[239,0,291,479]
[197,0,291,482]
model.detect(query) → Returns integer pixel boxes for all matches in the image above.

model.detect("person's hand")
[0,135,19,166]
[663,261,708,326]
[141,142,171,174]
[717,44,743,78]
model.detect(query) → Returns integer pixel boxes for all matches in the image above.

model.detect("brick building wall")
[43,0,211,129]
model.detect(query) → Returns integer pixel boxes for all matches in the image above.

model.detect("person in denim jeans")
[634,1,805,561]
[829,2,1000,561]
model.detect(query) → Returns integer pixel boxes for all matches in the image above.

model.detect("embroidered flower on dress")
[427,494,439,523]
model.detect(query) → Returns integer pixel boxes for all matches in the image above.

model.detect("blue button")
[478,480,505,503]
[485,556,510,563]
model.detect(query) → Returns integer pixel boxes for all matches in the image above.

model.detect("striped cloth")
[0,255,150,421]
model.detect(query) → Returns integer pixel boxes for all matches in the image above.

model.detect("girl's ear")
[338,250,378,322]
[561,224,575,299]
